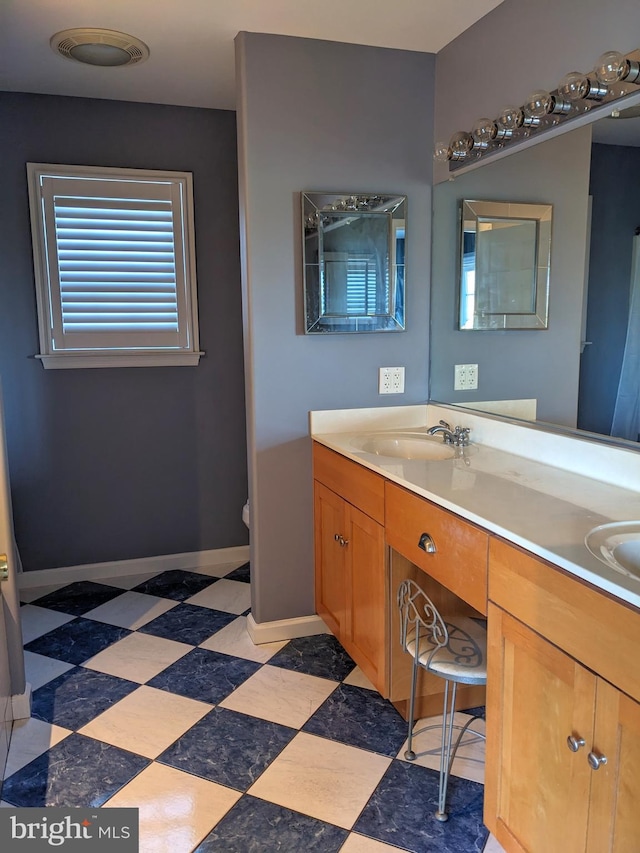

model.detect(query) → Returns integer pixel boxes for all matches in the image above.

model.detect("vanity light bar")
[435,47,640,172]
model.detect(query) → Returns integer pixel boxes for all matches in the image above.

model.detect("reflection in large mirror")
[302,192,406,334]
[460,199,552,330]
[430,98,640,447]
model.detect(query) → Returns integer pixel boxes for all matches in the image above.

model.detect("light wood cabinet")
[313,445,387,693]
[486,538,640,853]
[313,442,488,713]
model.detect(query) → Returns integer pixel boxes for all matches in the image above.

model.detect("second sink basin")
[350,432,456,460]
[585,521,640,580]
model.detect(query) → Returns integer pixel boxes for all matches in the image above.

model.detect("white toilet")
[242,500,250,529]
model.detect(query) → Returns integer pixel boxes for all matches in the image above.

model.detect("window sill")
[35,352,204,369]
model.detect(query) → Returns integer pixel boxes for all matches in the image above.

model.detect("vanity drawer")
[489,537,640,703]
[385,482,488,614]
[313,442,385,524]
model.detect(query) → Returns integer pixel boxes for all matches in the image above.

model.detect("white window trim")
[27,163,203,368]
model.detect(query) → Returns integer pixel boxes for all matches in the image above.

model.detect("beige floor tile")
[20,604,74,643]
[0,802,16,808]
[24,650,74,690]
[249,731,390,830]
[19,584,70,604]
[341,833,405,852]
[396,712,486,784]
[186,579,251,614]
[79,685,210,759]
[219,664,337,728]
[84,591,178,630]
[199,615,286,663]
[342,666,376,690]
[105,762,240,853]
[97,571,162,590]
[188,560,248,578]
[82,632,192,683]
[484,833,508,852]
[5,717,71,777]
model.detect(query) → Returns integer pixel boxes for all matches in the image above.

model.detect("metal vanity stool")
[397,578,487,821]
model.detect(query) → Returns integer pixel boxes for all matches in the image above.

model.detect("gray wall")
[236,33,435,623]
[579,143,640,435]
[430,126,592,426]
[1,92,247,571]
[435,0,640,183]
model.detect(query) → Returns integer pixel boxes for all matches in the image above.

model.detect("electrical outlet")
[454,363,478,391]
[379,366,405,394]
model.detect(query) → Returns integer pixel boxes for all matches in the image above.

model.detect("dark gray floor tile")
[268,634,355,681]
[194,795,348,853]
[24,618,131,665]
[158,707,296,790]
[147,647,261,704]
[31,667,139,729]
[132,570,217,601]
[138,603,236,645]
[2,734,149,808]
[30,581,124,616]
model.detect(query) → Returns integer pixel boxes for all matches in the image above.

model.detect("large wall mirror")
[302,191,406,334]
[430,93,640,448]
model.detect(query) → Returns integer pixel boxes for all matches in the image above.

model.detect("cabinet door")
[314,481,346,637]
[344,503,387,694]
[586,679,640,853]
[486,604,595,853]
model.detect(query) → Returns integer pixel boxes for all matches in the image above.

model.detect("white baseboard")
[11,684,32,721]
[18,546,250,589]
[247,612,331,645]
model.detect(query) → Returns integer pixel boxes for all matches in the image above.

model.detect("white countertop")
[310,406,640,611]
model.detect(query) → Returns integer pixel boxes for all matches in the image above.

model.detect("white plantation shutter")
[28,164,201,368]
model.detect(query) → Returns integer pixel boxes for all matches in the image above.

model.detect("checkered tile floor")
[4,562,502,853]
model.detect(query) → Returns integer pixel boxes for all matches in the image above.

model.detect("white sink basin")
[350,432,456,460]
[585,522,640,581]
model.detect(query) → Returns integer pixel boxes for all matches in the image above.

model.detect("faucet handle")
[454,426,471,446]
[438,420,452,430]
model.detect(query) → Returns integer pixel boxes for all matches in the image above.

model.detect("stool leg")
[435,679,457,822]
[404,653,419,761]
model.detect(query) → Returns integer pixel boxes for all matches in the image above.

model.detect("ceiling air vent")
[50,28,150,68]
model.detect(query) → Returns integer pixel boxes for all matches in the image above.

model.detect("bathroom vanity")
[310,404,640,853]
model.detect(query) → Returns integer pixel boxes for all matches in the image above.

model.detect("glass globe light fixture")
[594,50,640,84]
[558,71,607,102]
[433,140,452,162]
[471,117,496,148]
[497,105,524,129]
[523,89,571,118]
[449,131,473,160]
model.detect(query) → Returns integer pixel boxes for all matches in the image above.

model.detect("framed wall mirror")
[302,191,406,333]
[460,199,552,330]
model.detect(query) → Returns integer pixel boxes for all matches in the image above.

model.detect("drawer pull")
[567,735,585,753]
[587,751,607,771]
[418,532,437,554]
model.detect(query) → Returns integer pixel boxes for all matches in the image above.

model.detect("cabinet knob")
[334,534,340,542]
[338,536,349,547]
[587,751,607,771]
[567,735,586,753]
[418,532,437,553]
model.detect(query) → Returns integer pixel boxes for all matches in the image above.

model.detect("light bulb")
[433,141,451,162]
[524,89,571,118]
[594,51,626,83]
[449,131,473,160]
[471,117,497,147]
[523,90,553,118]
[558,72,590,101]
[497,105,524,130]
[558,70,608,102]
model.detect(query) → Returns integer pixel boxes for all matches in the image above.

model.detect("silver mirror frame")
[459,199,552,330]
[302,191,406,334]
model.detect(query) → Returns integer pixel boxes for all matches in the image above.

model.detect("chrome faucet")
[426,420,471,447]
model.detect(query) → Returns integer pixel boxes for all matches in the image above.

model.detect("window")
[27,163,202,368]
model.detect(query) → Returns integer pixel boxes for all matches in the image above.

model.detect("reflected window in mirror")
[302,192,406,333]
[459,200,552,330]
